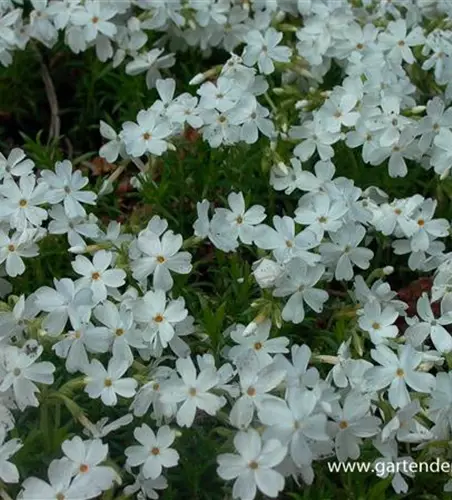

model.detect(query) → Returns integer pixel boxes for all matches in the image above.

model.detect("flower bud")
[189,73,206,85]
[383,266,394,275]
[411,105,426,114]
[276,161,288,175]
[440,167,451,180]
[295,99,309,110]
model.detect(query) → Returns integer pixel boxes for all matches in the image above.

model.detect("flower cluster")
[2,1,452,499]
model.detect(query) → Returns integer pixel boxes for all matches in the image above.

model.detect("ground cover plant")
[3,0,452,499]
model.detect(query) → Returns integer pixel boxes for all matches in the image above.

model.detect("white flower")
[165,315,194,359]
[416,97,452,152]
[167,94,203,129]
[99,120,125,163]
[71,0,117,42]
[0,229,40,277]
[83,356,137,406]
[193,200,240,252]
[427,371,452,438]
[318,93,360,133]
[0,428,21,483]
[40,160,97,218]
[131,228,192,291]
[432,127,452,176]
[358,301,399,345]
[258,388,330,467]
[290,118,340,162]
[0,175,48,229]
[405,293,452,353]
[373,195,423,237]
[254,216,321,266]
[329,391,380,462]
[372,440,415,495]
[215,192,266,245]
[125,424,179,479]
[252,258,284,289]
[320,224,374,281]
[19,457,110,500]
[34,278,93,335]
[368,128,419,178]
[61,436,118,488]
[294,192,348,239]
[227,320,289,368]
[46,0,81,30]
[230,352,286,429]
[125,48,175,89]
[365,344,436,409]
[0,342,55,411]
[130,367,177,421]
[94,301,144,364]
[82,414,134,439]
[53,320,111,373]
[123,472,168,500]
[133,289,187,350]
[160,356,226,427]
[121,109,172,157]
[72,250,126,304]
[201,108,243,147]
[381,400,433,443]
[240,99,274,143]
[0,294,38,344]
[242,27,292,74]
[0,390,16,433]
[217,428,287,499]
[270,158,316,195]
[353,275,408,314]
[273,260,328,324]
[0,148,34,181]
[197,76,241,112]
[48,204,100,247]
[274,344,320,398]
[409,199,449,252]
[29,0,58,46]
[379,19,425,64]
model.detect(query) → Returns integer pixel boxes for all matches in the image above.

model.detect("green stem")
[264,91,278,116]
[40,394,50,453]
